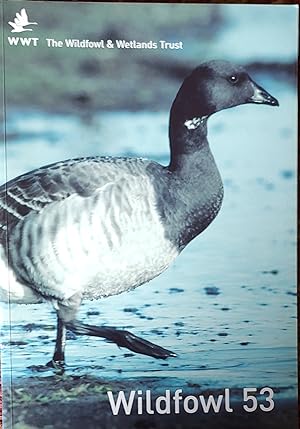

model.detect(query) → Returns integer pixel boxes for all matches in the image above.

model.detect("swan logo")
[8,8,37,33]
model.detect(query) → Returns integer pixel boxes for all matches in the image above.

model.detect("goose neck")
[168,107,209,173]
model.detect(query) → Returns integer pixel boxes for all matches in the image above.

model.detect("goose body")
[0,151,222,303]
[0,159,179,303]
[0,60,278,366]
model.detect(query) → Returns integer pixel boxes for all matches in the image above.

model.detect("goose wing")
[0,156,149,246]
[8,21,17,29]
[3,158,162,300]
[17,8,28,26]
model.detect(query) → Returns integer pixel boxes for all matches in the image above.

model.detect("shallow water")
[0,82,297,398]
[215,5,298,63]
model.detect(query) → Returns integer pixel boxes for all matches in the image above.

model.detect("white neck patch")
[184,117,206,130]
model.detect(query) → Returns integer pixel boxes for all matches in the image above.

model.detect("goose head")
[171,60,278,122]
[169,60,279,150]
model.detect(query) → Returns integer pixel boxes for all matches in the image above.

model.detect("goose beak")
[248,80,279,106]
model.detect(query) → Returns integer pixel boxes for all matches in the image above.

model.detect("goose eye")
[228,75,239,84]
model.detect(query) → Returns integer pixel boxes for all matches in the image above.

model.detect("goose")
[15,8,37,27]
[8,8,37,33]
[0,60,279,369]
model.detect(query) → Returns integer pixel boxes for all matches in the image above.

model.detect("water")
[0,82,297,398]
[215,5,298,62]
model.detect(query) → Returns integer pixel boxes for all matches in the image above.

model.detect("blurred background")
[0,1,298,428]
[2,2,297,111]
[0,1,297,178]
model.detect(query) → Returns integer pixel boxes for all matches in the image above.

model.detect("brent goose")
[0,60,278,368]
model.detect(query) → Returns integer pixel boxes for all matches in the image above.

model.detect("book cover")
[0,1,298,428]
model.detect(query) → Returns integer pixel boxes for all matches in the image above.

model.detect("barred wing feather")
[0,157,150,246]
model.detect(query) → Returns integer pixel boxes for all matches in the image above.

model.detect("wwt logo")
[8,8,39,47]
[8,8,37,33]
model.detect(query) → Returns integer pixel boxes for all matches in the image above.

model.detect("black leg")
[66,320,177,360]
[47,293,176,366]
[46,315,66,371]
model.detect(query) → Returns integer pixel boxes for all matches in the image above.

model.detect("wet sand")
[3,375,298,429]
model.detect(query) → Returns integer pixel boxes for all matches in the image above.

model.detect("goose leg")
[50,293,176,365]
[66,320,176,359]
[46,315,66,370]
[46,293,82,369]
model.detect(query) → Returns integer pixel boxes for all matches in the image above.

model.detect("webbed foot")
[66,320,177,359]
